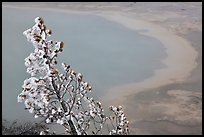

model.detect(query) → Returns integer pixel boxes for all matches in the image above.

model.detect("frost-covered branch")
[18,17,129,135]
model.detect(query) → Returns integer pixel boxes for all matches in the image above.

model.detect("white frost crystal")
[46,118,51,123]
[34,114,39,118]
[57,119,64,125]
[28,107,34,113]
[51,109,56,114]
[35,17,43,24]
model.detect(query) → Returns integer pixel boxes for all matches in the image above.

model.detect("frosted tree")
[17,17,129,135]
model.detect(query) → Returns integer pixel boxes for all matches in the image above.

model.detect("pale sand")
[3,3,201,134]
[3,4,199,106]
[164,90,202,122]
[95,12,198,106]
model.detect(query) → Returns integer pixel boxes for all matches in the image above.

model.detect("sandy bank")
[96,12,198,106]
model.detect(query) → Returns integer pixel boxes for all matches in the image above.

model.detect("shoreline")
[3,3,202,134]
[96,12,198,105]
[3,3,199,105]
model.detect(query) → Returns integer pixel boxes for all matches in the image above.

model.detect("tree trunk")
[68,120,78,135]
[52,79,78,135]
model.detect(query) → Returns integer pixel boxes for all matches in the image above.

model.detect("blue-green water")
[2,6,167,122]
